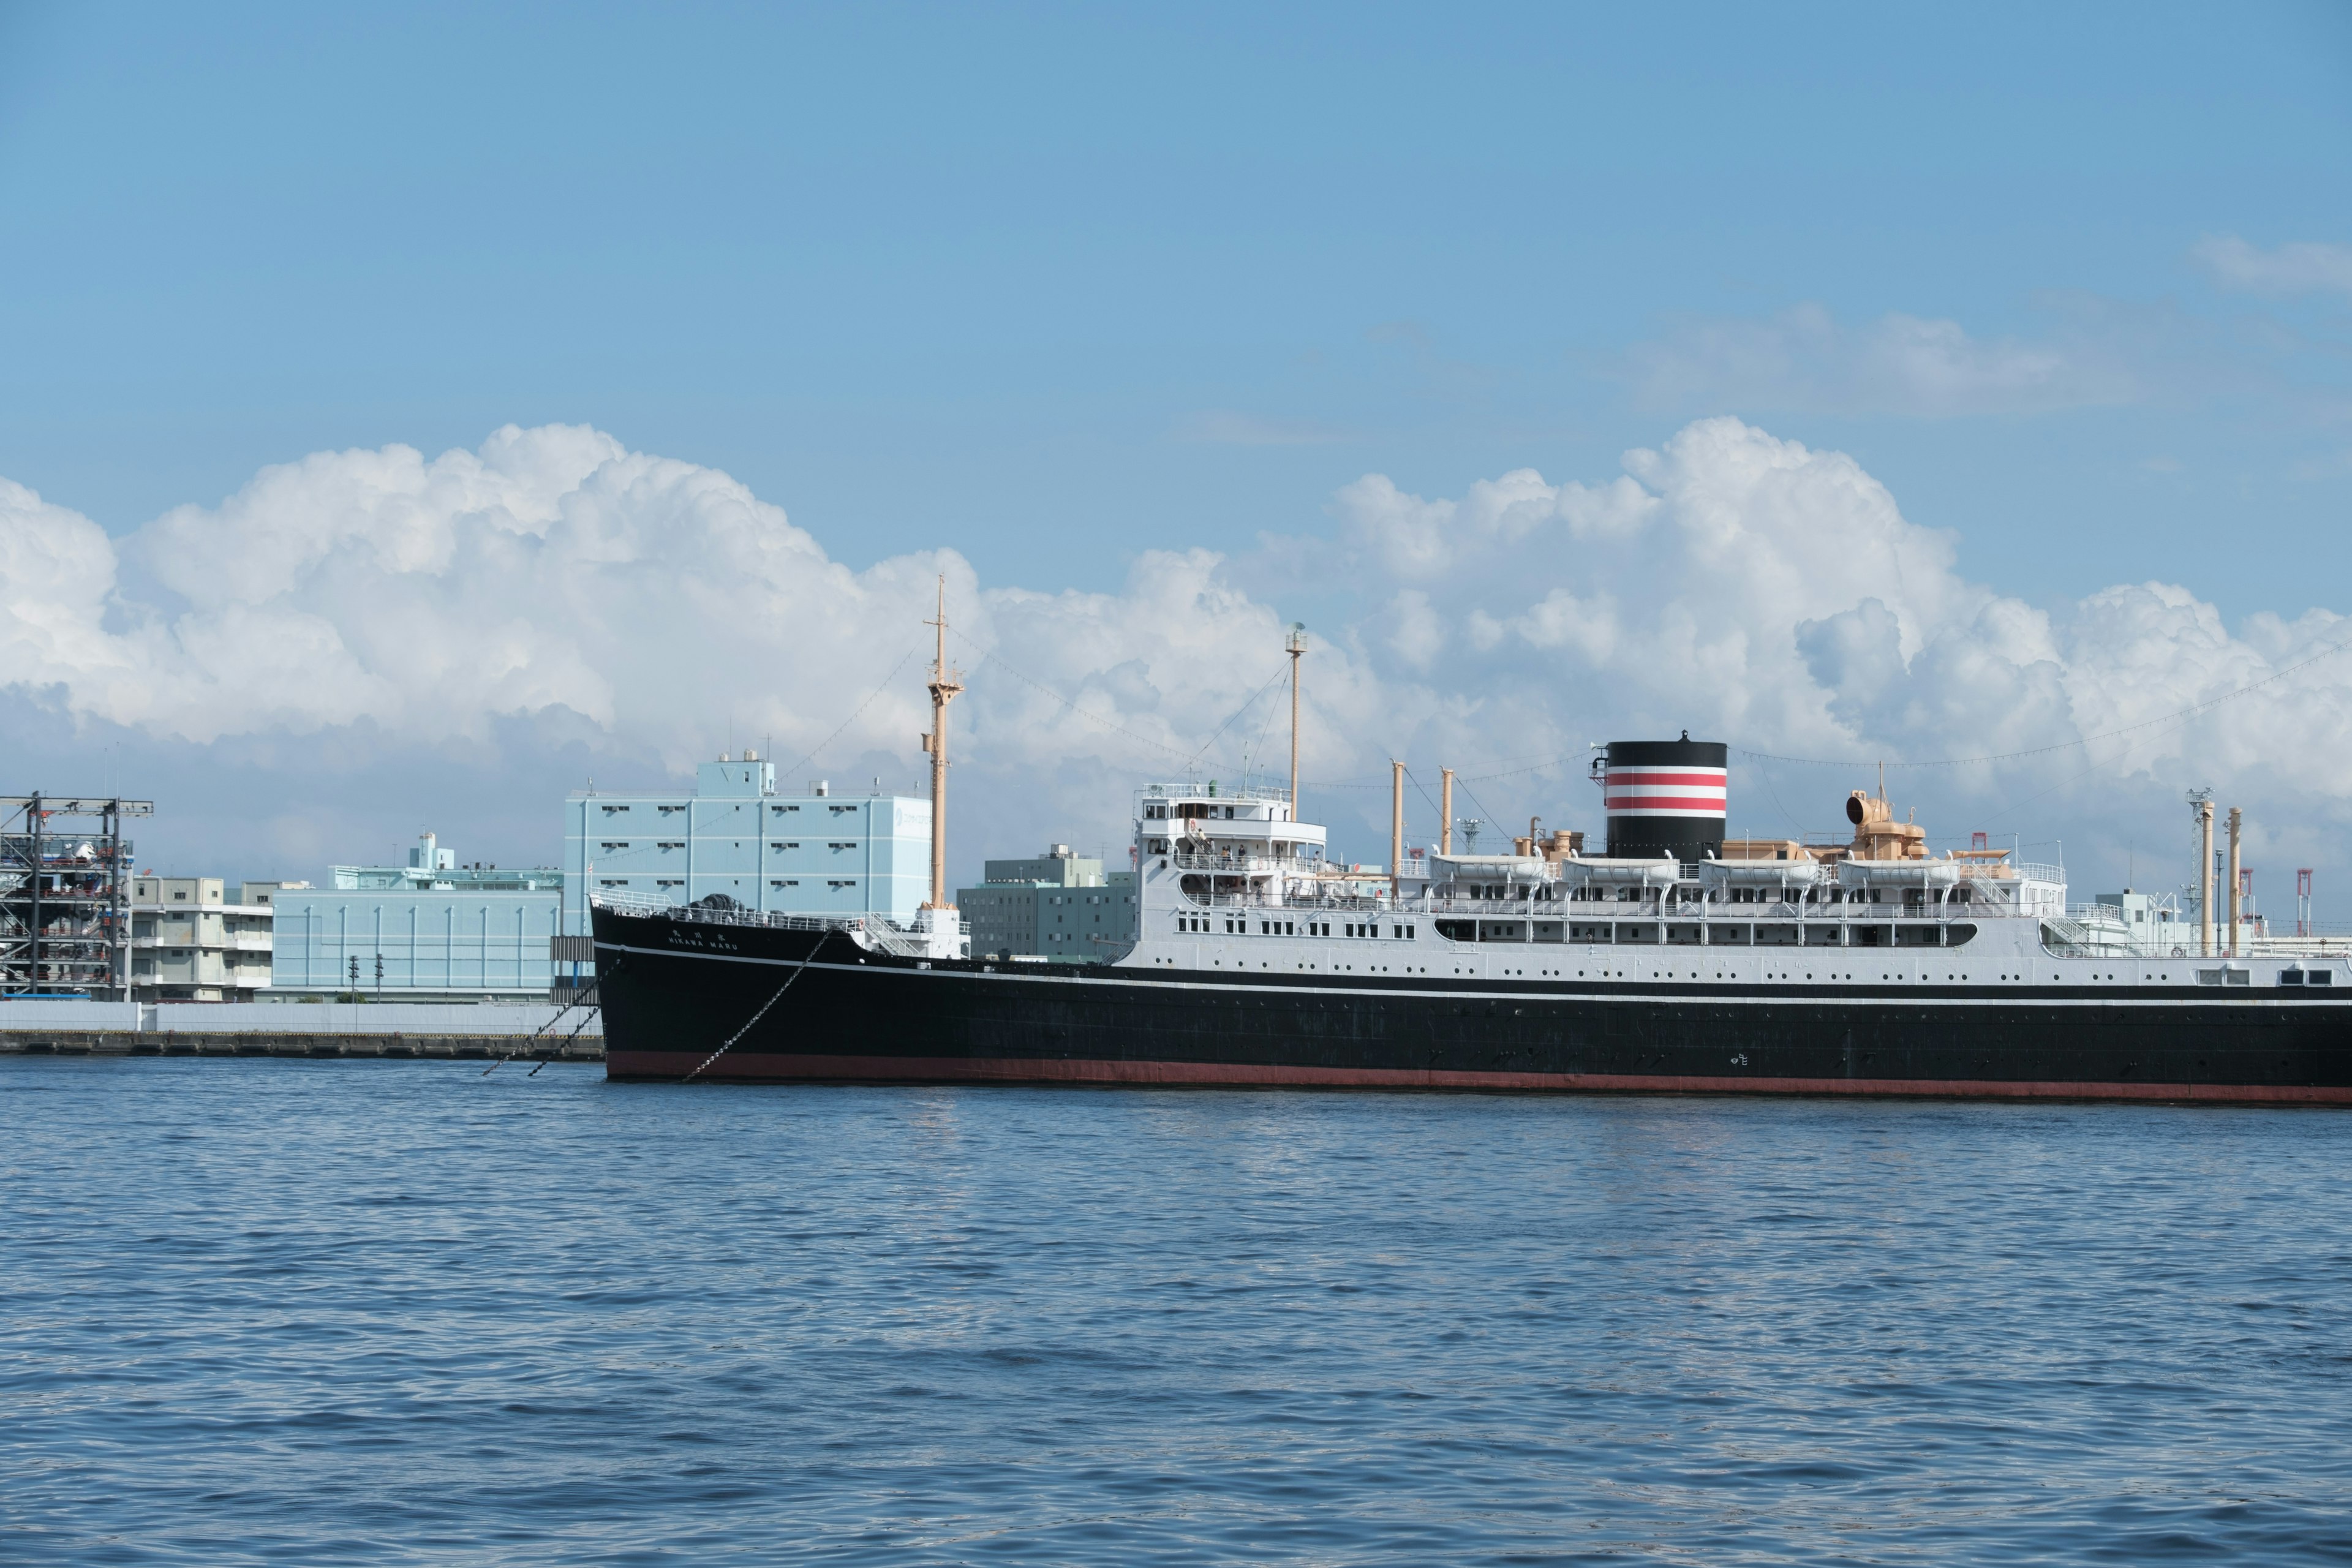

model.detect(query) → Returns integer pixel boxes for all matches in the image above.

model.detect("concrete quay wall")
[0,1032,602,1061]
[0,1000,603,1061]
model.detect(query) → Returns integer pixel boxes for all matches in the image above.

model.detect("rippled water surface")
[7,1057,2352,1564]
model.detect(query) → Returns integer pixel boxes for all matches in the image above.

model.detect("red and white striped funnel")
[1601,736,1727,862]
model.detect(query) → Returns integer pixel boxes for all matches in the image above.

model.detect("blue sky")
[6,3,2348,606]
[2,2,2350,906]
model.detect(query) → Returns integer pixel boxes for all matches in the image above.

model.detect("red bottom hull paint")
[607,1052,2352,1105]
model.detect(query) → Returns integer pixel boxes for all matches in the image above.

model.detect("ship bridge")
[1135,783,1327,906]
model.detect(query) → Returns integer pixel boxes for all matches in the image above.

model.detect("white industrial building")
[269,834,562,1003]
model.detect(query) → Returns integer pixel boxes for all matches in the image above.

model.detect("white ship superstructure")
[1121,782,2344,990]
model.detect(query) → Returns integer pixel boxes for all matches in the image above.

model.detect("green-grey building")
[958,845,1137,960]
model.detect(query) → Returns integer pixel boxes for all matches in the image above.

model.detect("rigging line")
[1474,748,1581,769]
[1242,661,1289,782]
[948,629,1197,763]
[1403,766,1446,837]
[1455,775,1508,838]
[1747,757,1809,840]
[1403,766,1443,816]
[778,646,921,782]
[1186,658,1295,770]
[1973,710,2205,836]
[1739,636,2352,771]
[685,931,832,1082]
[1461,752,1587,784]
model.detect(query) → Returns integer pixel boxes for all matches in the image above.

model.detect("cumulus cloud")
[4,418,2349,906]
[1313,417,2352,893]
[1382,589,1446,671]
[0,426,1414,871]
[1624,303,2138,417]
[2193,235,2352,300]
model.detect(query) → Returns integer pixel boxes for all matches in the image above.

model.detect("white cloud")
[4,418,2349,899]
[1624,303,2138,417]
[1382,589,1446,670]
[1327,417,2352,884]
[0,427,1419,864]
[1334,467,1656,580]
[2193,235,2352,300]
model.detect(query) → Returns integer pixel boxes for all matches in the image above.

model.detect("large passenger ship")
[592,616,2351,1101]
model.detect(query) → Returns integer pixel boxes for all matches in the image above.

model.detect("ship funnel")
[1602,738,1727,862]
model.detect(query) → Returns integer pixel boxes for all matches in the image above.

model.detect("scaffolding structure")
[0,793,153,998]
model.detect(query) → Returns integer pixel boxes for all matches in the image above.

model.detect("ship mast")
[921,576,963,911]
[1286,623,1306,818]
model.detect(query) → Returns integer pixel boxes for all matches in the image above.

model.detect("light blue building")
[560,755,932,937]
[270,832,564,1001]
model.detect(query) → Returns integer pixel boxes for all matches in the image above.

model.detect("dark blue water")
[6,1058,2352,1564]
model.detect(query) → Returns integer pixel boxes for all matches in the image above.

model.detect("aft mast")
[1286,623,1306,818]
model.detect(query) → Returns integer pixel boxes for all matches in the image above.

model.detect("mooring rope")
[682,932,833,1083]
[526,1001,608,1077]
[483,960,617,1077]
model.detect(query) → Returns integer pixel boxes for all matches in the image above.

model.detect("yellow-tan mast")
[1390,760,1405,903]
[2194,793,2215,957]
[921,576,963,911]
[1285,623,1306,818]
[2226,805,2243,957]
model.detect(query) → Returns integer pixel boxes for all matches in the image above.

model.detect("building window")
[771,879,799,888]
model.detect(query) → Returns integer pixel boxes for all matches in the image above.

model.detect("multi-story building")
[269,834,563,1002]
[129,876,282,1001]
[561,755,932,935]
[957,845,1138,961]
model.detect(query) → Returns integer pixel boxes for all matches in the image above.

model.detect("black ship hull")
[592,907,2352,1104]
